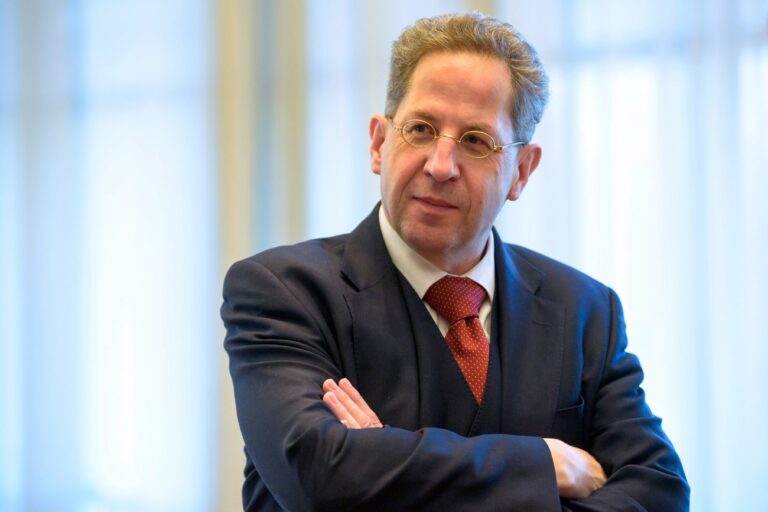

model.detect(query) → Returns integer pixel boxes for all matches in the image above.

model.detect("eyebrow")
[407,110,498,135]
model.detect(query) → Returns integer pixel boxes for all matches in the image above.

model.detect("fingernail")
[325,391,339,405]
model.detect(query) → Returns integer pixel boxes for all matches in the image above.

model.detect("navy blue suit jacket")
[222,206,688,511]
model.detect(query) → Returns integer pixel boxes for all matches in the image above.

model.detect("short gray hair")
[385,13,549,143]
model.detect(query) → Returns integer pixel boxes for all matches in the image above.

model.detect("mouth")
[413,195,457,210]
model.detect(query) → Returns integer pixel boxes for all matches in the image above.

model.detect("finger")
[324,390,362,428]
[323,379,366,428]
[322,378,338,394]
[323,390,362,428]
[590,459,607,491]
[339,378,382,426]
[578,447,606,494]
[579,447,606,476]
[326,379,371,428]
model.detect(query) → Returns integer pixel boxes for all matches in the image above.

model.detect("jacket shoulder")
[503,243,613,305]
[227,234,349,280]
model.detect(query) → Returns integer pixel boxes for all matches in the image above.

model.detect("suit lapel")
[340,206,420,430]
[493,231,566,437]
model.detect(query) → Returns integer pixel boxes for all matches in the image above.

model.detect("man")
[222,13,688,511]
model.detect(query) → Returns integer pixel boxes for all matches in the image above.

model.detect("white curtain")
[494,2,768,510]
[0,1,219,510]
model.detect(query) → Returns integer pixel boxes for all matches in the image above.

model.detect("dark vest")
[395,271,503,437]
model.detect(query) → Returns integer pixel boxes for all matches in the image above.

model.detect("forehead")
[398,52,514,130]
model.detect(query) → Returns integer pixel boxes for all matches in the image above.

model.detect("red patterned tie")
[424,276,489,405]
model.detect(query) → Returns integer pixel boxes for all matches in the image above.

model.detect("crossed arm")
[224,256,689,510]
[323,377,607,500]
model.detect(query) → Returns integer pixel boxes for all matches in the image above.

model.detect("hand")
[323,378,383,429]
[543,438,607,499]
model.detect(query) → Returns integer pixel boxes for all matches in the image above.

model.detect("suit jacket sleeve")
[222,256,563,511]
[561,289,689,511]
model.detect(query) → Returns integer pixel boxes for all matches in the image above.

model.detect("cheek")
[386,152,421,192]
[468,179,509,227]
[379,162,409,211]
[476,173,507,206]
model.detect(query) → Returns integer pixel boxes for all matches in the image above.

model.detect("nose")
[424,136,459,182]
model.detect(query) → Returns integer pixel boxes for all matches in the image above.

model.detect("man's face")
[370,51,541,274]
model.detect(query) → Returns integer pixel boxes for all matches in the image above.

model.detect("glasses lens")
[459,131,495,158]
[401,120,436,146]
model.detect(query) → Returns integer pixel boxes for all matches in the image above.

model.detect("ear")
[369,115,388,175]
[507,144,542,201]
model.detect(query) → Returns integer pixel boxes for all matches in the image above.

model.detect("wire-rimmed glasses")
[391,118,525,159]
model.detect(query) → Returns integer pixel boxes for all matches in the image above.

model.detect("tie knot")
[423,276,486,324]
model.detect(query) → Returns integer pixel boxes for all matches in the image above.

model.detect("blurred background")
[1,0,766,510]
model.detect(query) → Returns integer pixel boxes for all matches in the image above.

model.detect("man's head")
[370,14,547,274]
[384,13,549,144]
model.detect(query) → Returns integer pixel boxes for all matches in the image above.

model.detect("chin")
[402,227,456,257]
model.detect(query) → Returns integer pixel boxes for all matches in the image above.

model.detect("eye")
[401,120,436,145]
[404,121,434,135]
[461,131,494,148]
[460,131,496,158]
[463,134,482,145]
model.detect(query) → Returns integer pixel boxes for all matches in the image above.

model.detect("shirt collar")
[378,205,496,300]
